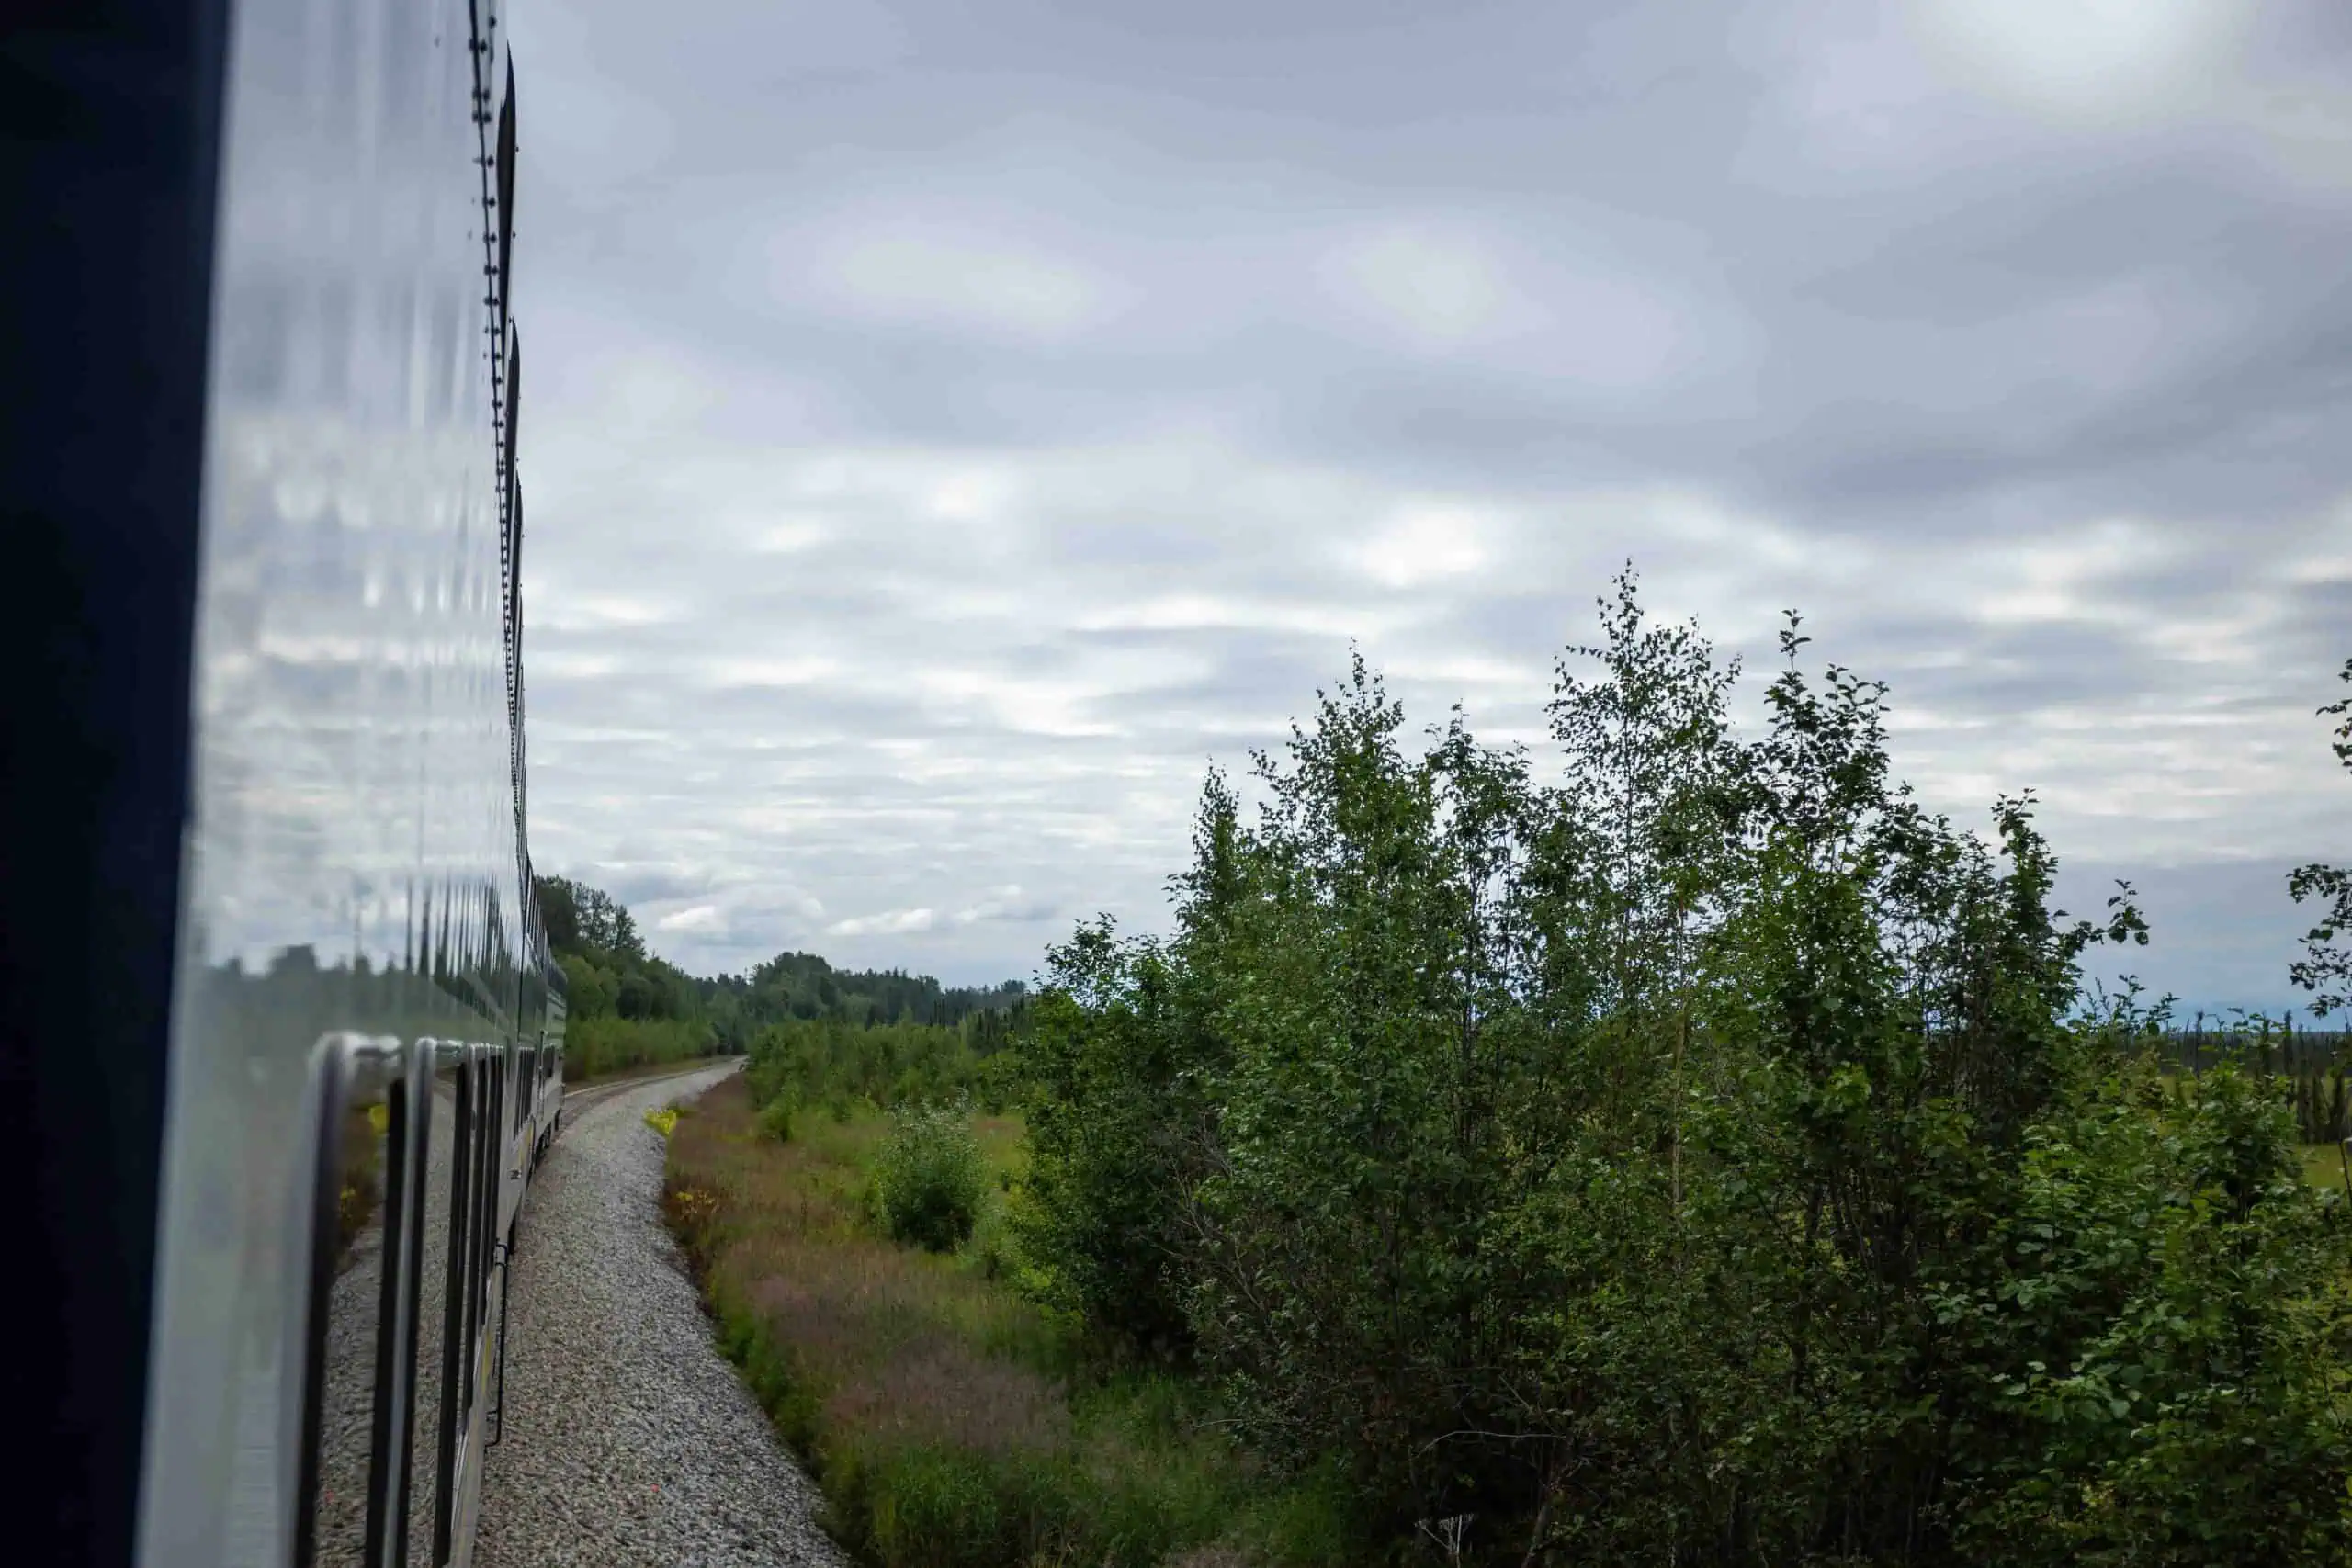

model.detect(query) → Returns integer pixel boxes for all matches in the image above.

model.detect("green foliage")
[1014,570,2352,1564]
[1014,919,1207,1359]
[532,873,1028,1077]
[564,1013,712,1079]
[539,875,646,964]
[721,949,1030,1032]
[2152,1016,2352,1142]
[963,1199,1019,1284]
[2290,656,2352,1018]
[537,873,714,1082]
[874,1100,988,1252]
[557,952,617,1020]
[745,1015,1012,1118]
[755,1093,797,1144]
[1936,1056,2352,1566]
[537,876,694,1020]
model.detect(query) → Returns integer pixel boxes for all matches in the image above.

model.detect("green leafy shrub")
[1942,1056,2352,1566]
[1014,927,1206,1358]
[747,1016,995,1113]
[2290,655,2352,1017]
[1015,571,2352,1562]
[755,1093,796,1144]
[568,1014,713,1080]
[963,1199,1018,1283]
[874,1100,987,1253]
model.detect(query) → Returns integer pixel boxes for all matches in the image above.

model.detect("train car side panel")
[133,0,526,1563]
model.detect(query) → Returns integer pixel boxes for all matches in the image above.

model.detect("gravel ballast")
[473,1066,847,1568]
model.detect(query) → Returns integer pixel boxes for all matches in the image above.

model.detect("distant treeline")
[707,949,1027,1036]
[535,873,1027,1079]
[2154,1019,2351,1076]
[741,1011,1028,1122]
[2151,1019,2352,1143]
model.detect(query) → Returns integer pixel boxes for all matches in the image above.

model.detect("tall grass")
[662,1077,1355,1568]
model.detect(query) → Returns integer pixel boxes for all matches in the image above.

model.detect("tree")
[1015,577,2352,1565]
[2290,657,2352,1018]
[535,874,645,964]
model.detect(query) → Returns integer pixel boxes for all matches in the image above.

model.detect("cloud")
[1354,505,1493,589]
[1907,0,2253,128]
[583,863,718,907]
[824,908,938,938]
[1326,225,1534,352]
[510,0,2352,1005]
[774,212,1136,342]
[954,886,1060,925]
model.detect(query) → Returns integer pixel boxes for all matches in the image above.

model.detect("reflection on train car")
[295,1037,429,1568]
[288,1005,570,1568]
[131,0,574,1558]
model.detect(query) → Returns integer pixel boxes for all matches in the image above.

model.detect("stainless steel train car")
[6,1,564,1564]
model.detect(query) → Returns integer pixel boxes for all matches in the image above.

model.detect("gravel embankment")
[473,1066,847,1568]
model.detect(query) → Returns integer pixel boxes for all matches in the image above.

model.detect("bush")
[755,1094,797,1143]
[1015,573,2352,1562]
[964,1200,1018,1284]
[1013,926,1209,1359]
[568,1013,713,1080]
[874,1100,986,1252]
[1948,1058,2352,1565]
[747,1017,990,1113]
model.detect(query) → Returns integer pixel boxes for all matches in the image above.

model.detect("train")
[7,1,563,1565]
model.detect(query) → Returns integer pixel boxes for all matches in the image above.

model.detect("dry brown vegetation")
[661,1076,1349,1568]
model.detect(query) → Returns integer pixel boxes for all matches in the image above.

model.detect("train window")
[495,58,516,334]
[416,1041,473,1567]
[461,1050,492,1475]
[293,1035,429,1568]
[481,1051,505,1293]
[387,1042,435,1563]
[460,1047,503,1427]
[501,326,521,536]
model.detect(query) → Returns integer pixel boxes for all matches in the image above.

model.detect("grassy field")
[2301,1141,2352,1192]
[660,1077,1352,1568]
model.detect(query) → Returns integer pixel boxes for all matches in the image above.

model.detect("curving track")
[472,1066,846,1568]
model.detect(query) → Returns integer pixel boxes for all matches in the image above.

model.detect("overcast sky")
[507,0,2351,1016]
